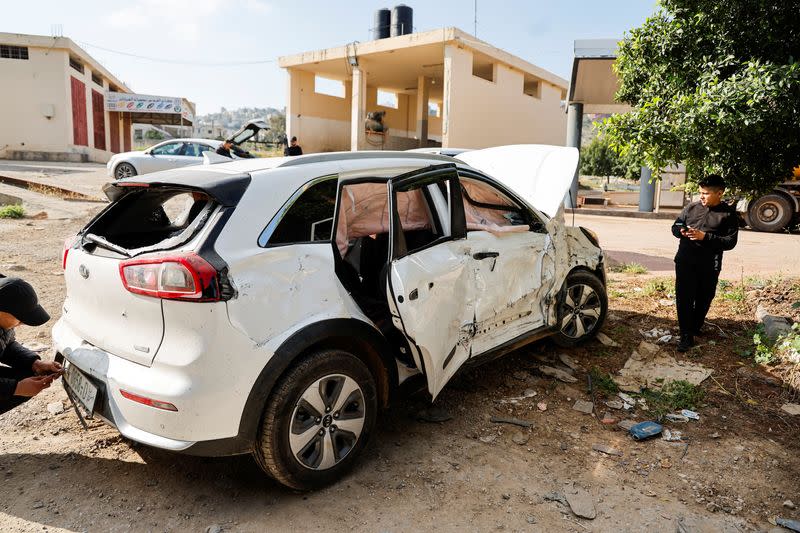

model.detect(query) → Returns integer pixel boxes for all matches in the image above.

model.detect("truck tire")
[748,194,792,232]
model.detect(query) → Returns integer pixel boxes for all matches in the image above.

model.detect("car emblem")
[79,265,90,279]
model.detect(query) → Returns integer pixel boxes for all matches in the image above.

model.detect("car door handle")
[473,251,500,260]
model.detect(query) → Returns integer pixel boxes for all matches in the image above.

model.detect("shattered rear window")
[85,188,215,253]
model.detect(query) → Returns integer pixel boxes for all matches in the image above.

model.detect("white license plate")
[64,363,98,415]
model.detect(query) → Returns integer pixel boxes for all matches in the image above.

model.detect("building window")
[428,102,441,117]
[377,89,398,109]
[523,75,541,99]
[0,45,29,60]
[69,56,84,74]
[314,75,345,98]
[91,71,103,86]
[472,55,495,83]
[134,128,143,141]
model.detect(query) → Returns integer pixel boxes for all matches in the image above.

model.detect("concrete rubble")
[613,341,712,392]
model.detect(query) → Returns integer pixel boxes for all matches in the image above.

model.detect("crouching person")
[0,277,61,415]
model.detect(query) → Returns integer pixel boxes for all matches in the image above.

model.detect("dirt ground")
[0,189,799,532]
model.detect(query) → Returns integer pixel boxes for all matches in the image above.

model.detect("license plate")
[64,363,98,415]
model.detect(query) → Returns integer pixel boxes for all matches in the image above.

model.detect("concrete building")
[566,38,686,211]
[278,27,568,154]
[0,33,195,163]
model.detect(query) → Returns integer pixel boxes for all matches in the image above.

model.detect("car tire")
[748,193,792,232]
[552,270,608,348]
[254,349,377,491]
[114,162,137,180]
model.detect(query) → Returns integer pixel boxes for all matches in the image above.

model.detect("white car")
[54,145,606,490]
[107,120,270,179]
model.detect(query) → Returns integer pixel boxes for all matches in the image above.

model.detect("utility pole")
[474,0,478,37]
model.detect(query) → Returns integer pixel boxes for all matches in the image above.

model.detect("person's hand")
[685,227,706,241]
[13,375,55,397]
[32,360,63,376]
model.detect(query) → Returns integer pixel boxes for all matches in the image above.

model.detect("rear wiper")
[83,233,131,258]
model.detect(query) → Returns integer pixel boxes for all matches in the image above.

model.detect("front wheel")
[254,349,377,491]
[114,162,137,180]
[552,270,608,347]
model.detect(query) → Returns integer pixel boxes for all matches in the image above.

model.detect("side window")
[183,143,206,157]
[150,142,184,156]
[199,144,217,155]
[460,176,543,233]
[264,178,338,246]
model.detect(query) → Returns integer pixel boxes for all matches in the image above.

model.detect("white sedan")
[107,138,222,179]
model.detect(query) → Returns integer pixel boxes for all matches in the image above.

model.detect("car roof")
[153,138,221,145]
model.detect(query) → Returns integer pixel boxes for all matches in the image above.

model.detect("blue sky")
[3,1,658,115]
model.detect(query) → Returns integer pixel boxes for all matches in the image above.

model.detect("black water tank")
[390,4,413,37]
[373,8,391,39]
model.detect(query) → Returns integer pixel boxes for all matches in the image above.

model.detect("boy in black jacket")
[0,277,61,415]
[671,175,739,352]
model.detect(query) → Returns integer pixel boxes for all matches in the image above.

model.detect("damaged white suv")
[53,145,606,490]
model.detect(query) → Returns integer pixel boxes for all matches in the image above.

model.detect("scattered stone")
[605,400,624,410]
[46,401,64,416]
[479,435,497,444]
[526,516,536,524]
[658,299,674,307]
[710,432,720,439]
[416,406,453,423]
[596,332,619,347]
[660,458,672,469]
[512,370,528,381]
[781,403,800,416]
[592,443,622,456]
[662,429,683,442]
[523,388,537,398]
[760,309,793,342]
[785,500,796,510]
[536,401,547,412]
[558,353,580,371]
[490,416,534,428]
[736,366,781,387]
[543,492,567,505]
[539,365,578,383]
[566,489,597,520]
[512,432,529,445]
[502,493,511,500]
[6,264,26,272]
[600,412,617,425]
[613,341,712,392]
[206,525,223,533]
[617,419,637,431]
[572,399,594,415]
[32,501,44,509]
[665,413,690,423]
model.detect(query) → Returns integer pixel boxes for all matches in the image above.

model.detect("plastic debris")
[662,429,683,442]
[639,327,671,340]
[665,413,689,423]
[681,409,700,420]
[629,421,663,440]
[617,392,636,410]
[776,517,800,532]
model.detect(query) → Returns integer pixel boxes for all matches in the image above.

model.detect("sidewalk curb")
[571,207,678,220]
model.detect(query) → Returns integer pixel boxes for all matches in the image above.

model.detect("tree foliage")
[580,135,641,181]
[602,0,800,193]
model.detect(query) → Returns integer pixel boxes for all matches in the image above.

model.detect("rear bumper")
[52,316,258,455]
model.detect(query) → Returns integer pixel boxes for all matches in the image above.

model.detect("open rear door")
[386,165,475,399]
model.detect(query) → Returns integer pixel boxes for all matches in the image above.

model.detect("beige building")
[0,33,195,163]
[279,27,568,153]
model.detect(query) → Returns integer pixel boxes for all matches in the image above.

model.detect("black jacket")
[284,145,303,156]
[672,200,739,270]
[0,328,40,400]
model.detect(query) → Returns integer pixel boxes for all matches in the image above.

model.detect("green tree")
[580,135,641,182]
[144,129,164,141]
[602,0,800,193]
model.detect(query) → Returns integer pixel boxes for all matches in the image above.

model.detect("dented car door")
[386,166,475,399]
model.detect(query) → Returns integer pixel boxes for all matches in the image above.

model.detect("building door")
[70,77,88,146]
[92,90,106,150]
[109,111,120,153]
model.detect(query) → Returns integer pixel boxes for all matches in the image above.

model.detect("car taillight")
[119,252,220,301]
[63,235,78,269]
[120,389,178,411]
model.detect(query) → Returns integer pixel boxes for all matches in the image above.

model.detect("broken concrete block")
[762,314,792,342]
[566,489,597,519]
[592,443,622,456]
[596,332,619,347]
[572,399,594,415]
[539,365,578,383]
[46,401,64,416]
[613,342,712,392]
[781,403,800,416]
[558,353,580,371]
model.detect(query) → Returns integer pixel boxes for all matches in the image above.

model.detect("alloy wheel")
[560,283,602,339]
[289,374,365,470]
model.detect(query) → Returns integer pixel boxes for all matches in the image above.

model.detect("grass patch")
[721,283,746,302]
[589,366,619,394]
[640,380,705,417]
[643,277,675,297]
[0,205,24,219]
[610,262,648,275]
[608,288,626,298]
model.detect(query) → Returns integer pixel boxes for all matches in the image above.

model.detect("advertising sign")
[106,92,182,115]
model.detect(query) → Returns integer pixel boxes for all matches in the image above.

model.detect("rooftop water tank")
[373,8,391,39]
[390,4,413,37]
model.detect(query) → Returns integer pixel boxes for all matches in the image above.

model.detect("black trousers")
[0,365,34,415]
[675,260,720,336]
